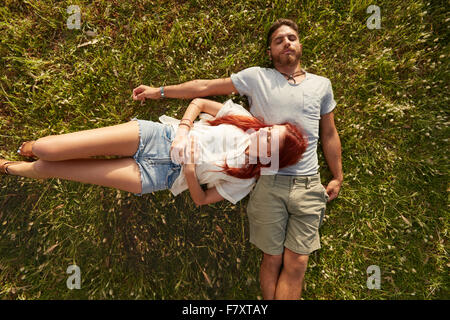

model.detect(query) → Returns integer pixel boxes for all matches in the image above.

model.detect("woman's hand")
[132,85,161,100]
[182,136,223,206]
[170,128,190,164]
[182,136,200,168]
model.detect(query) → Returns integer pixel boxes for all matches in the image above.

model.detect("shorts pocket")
[166,163,181,188]
[162,125,173,143]
[248,176,269,202]
[320,184,329,203]
[318,207,325,227]
[247,178,287,225]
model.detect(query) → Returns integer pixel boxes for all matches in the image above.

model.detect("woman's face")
[248,125,287,163]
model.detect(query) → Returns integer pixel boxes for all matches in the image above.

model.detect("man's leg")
[277,174,327,299]
[260,253,283,300]
[274,248,309,299]
[246,175,289,300]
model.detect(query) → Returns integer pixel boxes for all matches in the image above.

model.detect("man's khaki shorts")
[247,173,329,256]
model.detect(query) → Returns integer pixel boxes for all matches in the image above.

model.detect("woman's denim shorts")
[131,118,181,196]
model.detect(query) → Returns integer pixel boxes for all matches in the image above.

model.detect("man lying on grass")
[131,18,343,300]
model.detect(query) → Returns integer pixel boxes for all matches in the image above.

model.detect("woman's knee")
[31,159,52,179]
[32,137,60,160]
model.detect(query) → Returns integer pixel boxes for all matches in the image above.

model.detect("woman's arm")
[183,137,224,206]
[184,163,224,206]
[176,98,223,136]
[171,98,224,164]
[181,98,224,121]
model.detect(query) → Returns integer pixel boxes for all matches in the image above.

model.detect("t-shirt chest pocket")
[264,92,304,121]
[303,92,321,120]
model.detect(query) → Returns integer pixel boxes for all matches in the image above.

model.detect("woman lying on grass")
[1,98,307,205]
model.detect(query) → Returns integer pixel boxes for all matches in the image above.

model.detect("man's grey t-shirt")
[230,66,336,176]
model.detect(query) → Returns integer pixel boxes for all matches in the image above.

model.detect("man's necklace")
[280,70,305,84]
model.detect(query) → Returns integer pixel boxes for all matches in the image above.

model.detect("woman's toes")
[18,141,36,158]
[17,142,25,154]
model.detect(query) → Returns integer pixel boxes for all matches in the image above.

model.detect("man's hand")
[132,85,160,100]
[325,178,342,202]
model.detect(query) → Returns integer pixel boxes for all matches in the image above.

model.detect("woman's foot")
[17,141,37,159]
[0,159,27,175]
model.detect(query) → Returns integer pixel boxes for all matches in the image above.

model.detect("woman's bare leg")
[6,158,142,194]
[31,120,140,161]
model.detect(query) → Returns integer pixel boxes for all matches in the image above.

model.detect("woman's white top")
[159,99,256,204]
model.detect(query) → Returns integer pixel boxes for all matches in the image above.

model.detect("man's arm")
[319,111,343,202]
[132,78,238,100]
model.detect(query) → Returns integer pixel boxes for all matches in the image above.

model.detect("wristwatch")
[160,86,165,99]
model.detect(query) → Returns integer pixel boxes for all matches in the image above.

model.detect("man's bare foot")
[17,141,37,159]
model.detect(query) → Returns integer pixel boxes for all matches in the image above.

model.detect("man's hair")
[266,18,299,48]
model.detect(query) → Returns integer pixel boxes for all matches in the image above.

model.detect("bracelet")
[181,118,193,124]
[160,86,165,99]
[178,122,191,129]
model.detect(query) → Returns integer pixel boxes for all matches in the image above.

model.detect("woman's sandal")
[0,159,26,175]
[17,141,37,159]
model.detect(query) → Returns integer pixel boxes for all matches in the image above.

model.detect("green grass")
[0,0,448,299]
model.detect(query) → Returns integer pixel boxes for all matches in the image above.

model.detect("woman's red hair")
[207,115,308,179]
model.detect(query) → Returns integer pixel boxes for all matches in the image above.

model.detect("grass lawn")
[0,0,448,299]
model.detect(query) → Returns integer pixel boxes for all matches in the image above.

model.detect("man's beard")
[271,50,302,68]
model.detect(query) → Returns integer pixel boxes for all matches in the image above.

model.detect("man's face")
[267,25,302,67]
